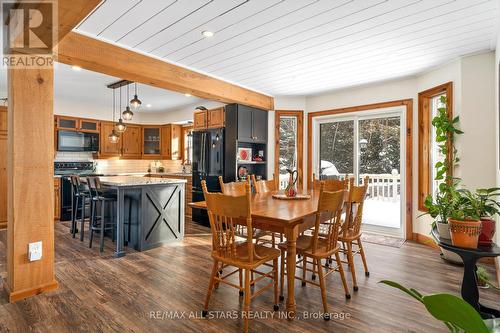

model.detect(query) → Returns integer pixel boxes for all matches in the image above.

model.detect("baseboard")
[3,279,58,303]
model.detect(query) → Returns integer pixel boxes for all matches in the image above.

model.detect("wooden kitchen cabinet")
[99,121,120,157]
[0,107,7,229]
[55,116,100,133]
[193,110,207,130]
[54,177,61,221]
[142,126,162,159]
[207,107,225,128]
[161,124,182,160]
[121,124,142,158]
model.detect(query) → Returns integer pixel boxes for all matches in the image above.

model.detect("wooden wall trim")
[496,257,500,287]
[57,32,274,111]
[417,82,453,211]
[274,110,304,189]
[307,99,414,240]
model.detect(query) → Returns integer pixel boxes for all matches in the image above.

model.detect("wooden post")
[4,67,58,302]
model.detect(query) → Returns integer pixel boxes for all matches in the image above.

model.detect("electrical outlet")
[28,241,42,262]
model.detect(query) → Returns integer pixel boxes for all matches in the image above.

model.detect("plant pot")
[479,217,496,246]
[436,221,451,239]
[448,218,482,249]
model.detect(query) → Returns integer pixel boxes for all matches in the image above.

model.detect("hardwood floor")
[0,220,498,333]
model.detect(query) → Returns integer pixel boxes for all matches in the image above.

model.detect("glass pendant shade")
[130,94,141,110]
[115,118,127,133]
[122,106,134,120]
[108,129,120,143]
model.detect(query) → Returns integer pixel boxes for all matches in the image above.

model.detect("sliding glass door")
[314,108,405,237]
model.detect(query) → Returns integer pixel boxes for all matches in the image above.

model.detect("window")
[182,126,193,163]
[275,110,303,189]
[418,82,453,211]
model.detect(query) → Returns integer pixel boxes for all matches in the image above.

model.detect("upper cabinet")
[122,125,142,158]
[193,110,207,130]
[236,105,267,143]
[161,124,182,160]
[55,116,100,133]
[100,121,120,157]
[193,107,225,130]
[142,126,161,158]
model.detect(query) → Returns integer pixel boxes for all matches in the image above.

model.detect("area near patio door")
[312,107,406,237]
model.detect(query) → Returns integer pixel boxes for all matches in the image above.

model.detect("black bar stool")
[70,175,91,241]
[87,177,117,253]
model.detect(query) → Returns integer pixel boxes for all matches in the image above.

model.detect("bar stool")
[87,177,117,253]
[70,175,91,241]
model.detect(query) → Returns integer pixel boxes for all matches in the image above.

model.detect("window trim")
[274,110,304,189]
[181,125,193,162]
[417,82,453,212]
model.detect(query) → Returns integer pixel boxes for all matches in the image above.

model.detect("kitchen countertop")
[148,172,192,177]
[98,176,187,187]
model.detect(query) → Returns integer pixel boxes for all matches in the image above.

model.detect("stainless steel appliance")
[57,130,99,152]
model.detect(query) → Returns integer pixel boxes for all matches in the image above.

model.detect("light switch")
[28,241,42,262]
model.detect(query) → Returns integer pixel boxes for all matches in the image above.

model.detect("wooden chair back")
[311,173,349,192]
[343,176,369,237]
[86,177,102,198]
[202,180,255,263]
[218,176,250,196]
[70,175,83,196]
[311,183,345,254]
[251,174,277,194]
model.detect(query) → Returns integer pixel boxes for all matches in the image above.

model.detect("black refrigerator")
[192,128,225,226]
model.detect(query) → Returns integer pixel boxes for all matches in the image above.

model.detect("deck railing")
[278,173,400,202]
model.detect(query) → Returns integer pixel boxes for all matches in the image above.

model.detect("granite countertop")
[148,172,192,177]
[99,176,187,187]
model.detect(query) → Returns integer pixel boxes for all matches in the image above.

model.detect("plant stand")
[432,227,500,319]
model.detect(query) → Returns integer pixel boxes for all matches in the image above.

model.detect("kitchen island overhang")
[97,176,187,257]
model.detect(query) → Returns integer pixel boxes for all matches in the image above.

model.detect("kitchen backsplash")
[55,152,184,174]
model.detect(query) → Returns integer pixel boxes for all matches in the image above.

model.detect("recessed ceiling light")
[201,30,214,38]
[146,104,152,108]
[71,65,82,71]
[184,93,192,97]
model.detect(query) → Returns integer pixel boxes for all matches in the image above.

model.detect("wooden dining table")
[190,190,321,320]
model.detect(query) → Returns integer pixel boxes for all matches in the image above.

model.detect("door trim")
[307,99,413,240]
[275,110,304,189]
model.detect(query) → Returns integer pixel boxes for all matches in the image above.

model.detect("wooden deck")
[0,221,498,333]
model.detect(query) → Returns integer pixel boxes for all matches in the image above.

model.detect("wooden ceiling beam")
[57,0,101,44]
[57,32,274,110]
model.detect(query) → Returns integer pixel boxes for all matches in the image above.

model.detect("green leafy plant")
[423,95,463,225]
[380,280,489,333]
[475,188,500,218]
[477,266,500,292]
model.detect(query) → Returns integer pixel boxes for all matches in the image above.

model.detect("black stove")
[55,161,97,221]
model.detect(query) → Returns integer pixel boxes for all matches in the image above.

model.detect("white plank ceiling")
[75,0,498,96]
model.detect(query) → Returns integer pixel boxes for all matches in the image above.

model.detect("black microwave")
[57,130,99,152]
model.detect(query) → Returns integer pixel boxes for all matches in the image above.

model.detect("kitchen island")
[98,176,186,257]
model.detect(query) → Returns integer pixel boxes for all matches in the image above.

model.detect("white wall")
[269,52,496,238]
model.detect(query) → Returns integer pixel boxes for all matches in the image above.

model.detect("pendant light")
[115,86,127,133]
[129,82,142,110]
[108,88,120,143]
[123,83,135,120]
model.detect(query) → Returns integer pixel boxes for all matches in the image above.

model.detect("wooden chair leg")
[239,269,244,296]
[312,260,317,280]
[273,258,279,311]
[244,268,251,333]
[203,260,219,316]
[272,233,276,247]
[347,242,358,291]
[316,258,330,321]
[301,254,307,286]
[357,239,370,276]
[335,252,351,299]
[279,249,285,301]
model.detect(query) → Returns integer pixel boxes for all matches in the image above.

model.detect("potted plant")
[475,188,500,246]
[448,189,482,248]
[423,96,463,241]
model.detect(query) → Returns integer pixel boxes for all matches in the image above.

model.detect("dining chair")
[339,176,370,292]
[311,173,349,191]
[201,180,280,333]
[251,174,277,194]
[278,183,351,320]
